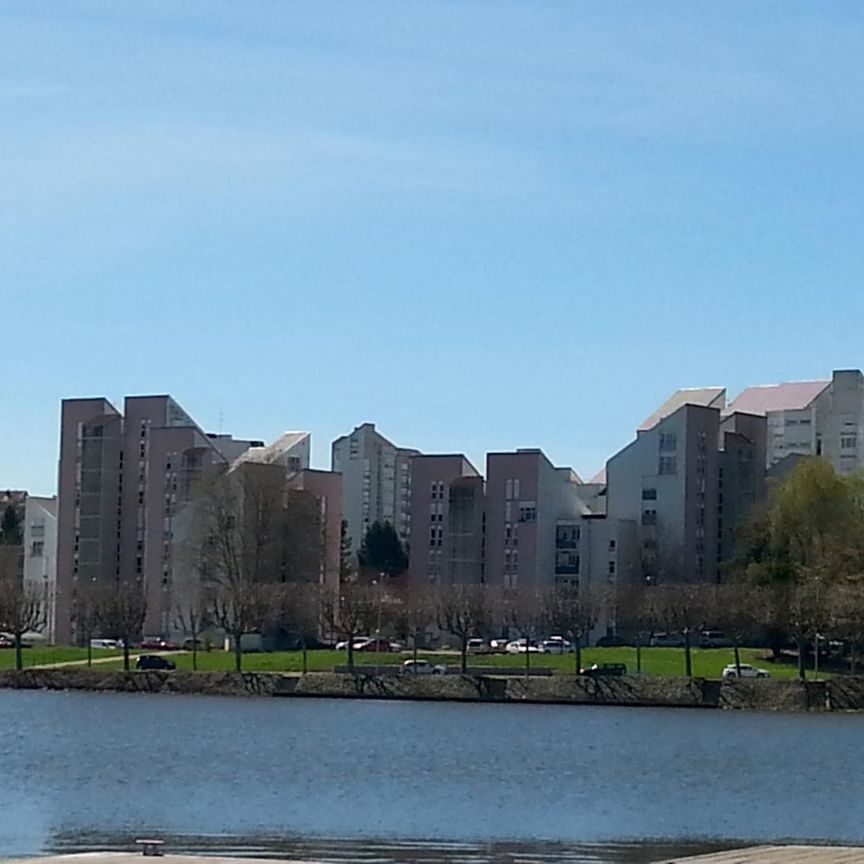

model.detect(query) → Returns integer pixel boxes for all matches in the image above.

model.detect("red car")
[353,637,392,653]
[137,638,180,651]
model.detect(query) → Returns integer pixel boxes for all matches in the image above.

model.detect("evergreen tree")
[358,520,408,578]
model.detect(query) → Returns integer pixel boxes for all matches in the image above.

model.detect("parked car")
[90,638,121,650]
[581,663,627,678]
[136,655,176,671]
[467,638,489,654]
[699,630,733,648]
[336,636,371,650]
[541,636,574,654]
[353,637,392,653]
[0,636,15,649]
[505,639,544,654]
[649,632,687,648]
[722,663,769,679]
[401,659,446,675]
[138,638,180,651]
[489,638,510,653]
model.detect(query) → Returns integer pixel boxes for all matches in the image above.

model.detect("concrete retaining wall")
[1,668,862,712]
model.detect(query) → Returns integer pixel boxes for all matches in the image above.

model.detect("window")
[841,435,857,450]
[641,509,657,526]
[518,503,537,523]
[608,539,616,550]
[642,488,657,501]
[658,456,677,475]
[607,560,616,575]
[659,432,677,452]
[505,479,512,499]
[513,478,520,499]
[30,540,44,557]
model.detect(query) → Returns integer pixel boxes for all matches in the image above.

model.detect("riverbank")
[3,666,864,711]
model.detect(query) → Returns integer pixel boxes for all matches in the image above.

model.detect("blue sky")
[4,2,864,495]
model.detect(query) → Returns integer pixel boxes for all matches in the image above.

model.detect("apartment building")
[56,396,254,641]
[725,369,864,475]
[22,496,58,642]
[484,449,607,588]
[331,423,418,554]
[407,454,483,585]
[605,388,767,585]
[607,398,724,584]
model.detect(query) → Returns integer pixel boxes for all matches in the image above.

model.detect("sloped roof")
[725,381,829,416]
[232,431,310,468]
[589,467,606,485]
[638,387,726,432]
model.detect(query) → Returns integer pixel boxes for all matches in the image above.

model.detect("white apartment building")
[726,369,864,475]
[22,496,58,642]
[331,423,419,553]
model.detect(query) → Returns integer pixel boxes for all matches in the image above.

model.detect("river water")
[2,690,863,860]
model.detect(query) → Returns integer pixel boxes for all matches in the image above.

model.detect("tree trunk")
[14,632,23,671]
[234,634,243,672]
[412,629,419,665]
[525,638,530,679]
[192,638,198,672]
[123,641,130,672]
[636,637,642,675]
[734,638,741,678]
[797,636,806,680]
[684,630,692,678]
[87,636,92,667]
[301,634,308,675]
[460,636,468,674]
[575,638,582,676]
[348,638,355,673]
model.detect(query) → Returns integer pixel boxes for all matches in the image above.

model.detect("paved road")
[30,650,188,669]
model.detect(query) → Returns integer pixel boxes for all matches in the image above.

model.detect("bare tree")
[95,581,147,671]
[0,577,44,670]
[193,465,292,672]
[72,584,100,667]
[541,582,599,675]
[209,578,270,672]
[613,581,658,674]
[268,582,321,674]
[436,583,489,674]
[391,585,435,665]
[496,584,544,677]
[321,582,377,672]
[174,591,210,671]
[652,582,708,678]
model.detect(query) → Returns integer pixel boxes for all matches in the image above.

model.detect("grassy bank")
[0,646,125,669]
[88,646,810,679]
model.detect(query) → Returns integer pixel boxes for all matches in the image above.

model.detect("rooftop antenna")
[218,409,224,435]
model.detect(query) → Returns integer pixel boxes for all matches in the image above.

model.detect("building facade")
[407,454,483,585]
[331,423,418,556]
[22,496,58,642]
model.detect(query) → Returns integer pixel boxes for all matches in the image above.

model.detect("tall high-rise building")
[56,395,283,642]
[331,423,418,556]
[407,454,483,585]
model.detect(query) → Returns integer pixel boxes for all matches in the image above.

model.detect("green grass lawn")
[0,646,125,669]
[89,645,812,679]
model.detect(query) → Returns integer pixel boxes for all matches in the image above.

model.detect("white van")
[90,638,121,650]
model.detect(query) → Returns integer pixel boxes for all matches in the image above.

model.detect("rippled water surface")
[2,690,863,858]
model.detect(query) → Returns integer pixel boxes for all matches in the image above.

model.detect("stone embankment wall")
[4,667,864,711]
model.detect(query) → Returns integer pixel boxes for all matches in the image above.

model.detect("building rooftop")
[232,431,310,468]
[725,380,829,416]
[638,387,726,432]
